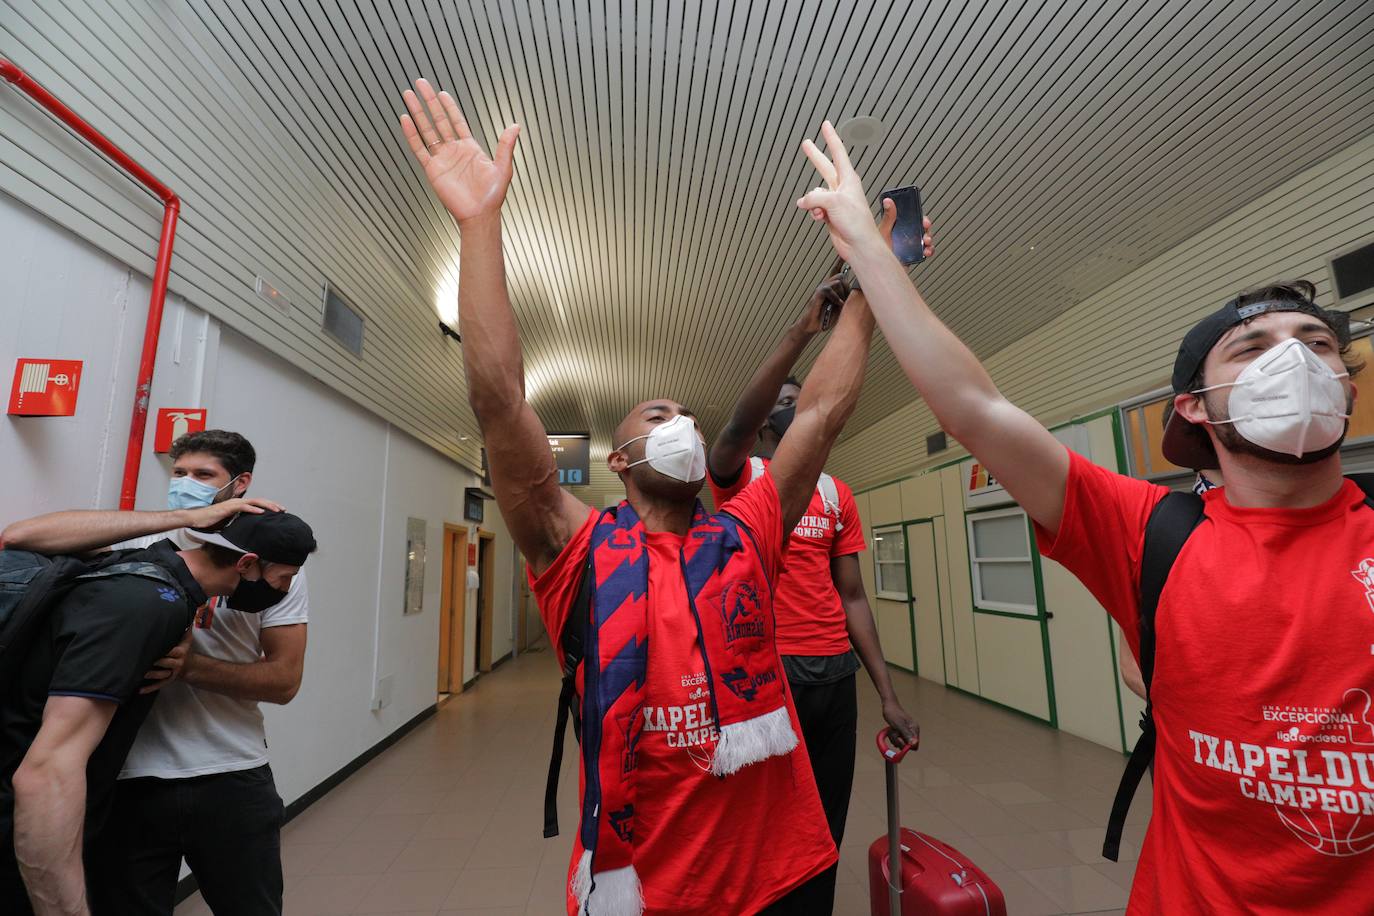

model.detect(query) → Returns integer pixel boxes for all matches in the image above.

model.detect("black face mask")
[767,405,797,438]
[229,575,288,614]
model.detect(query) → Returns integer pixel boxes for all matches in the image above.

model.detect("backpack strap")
[543,551,594,838]
[77,560,183,593]
[1103,490,1205,861]
[1347,473,1374,510]
[752,458,843,528]
[816,472,842,529]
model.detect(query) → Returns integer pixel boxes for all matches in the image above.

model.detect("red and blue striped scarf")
[573,500,797,915]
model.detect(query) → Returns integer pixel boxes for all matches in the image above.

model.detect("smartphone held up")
[880,185,925,266]
[823,185,924,331]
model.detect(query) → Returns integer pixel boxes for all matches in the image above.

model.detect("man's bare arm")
[400,78,588,576]
[0,499,282,555]
[142,624,307,705]
[1119,638,1147,700]
[797,121,1069,536]
[832,554,919,744]
[768,290,876,534]
[707,277,842,483]
[13,696,116,916]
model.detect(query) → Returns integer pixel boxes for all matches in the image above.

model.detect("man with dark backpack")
[4,429,309,916]
[0,511,315,916]
[797,120,1374,913]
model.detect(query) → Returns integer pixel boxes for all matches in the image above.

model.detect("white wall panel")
[939,465,979,694]
[972,614,1050,721]
[0,200,517,810]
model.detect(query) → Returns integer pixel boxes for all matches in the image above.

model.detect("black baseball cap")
[189,511,317,566]
[1161,293,1350,469]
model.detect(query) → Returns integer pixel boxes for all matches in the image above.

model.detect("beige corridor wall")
[835,133,1374,751]
[850,411,1146,750]
[828,133,1374,490]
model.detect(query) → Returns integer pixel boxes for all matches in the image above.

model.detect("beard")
[623,461,705,502]
[1202,389,1351,465]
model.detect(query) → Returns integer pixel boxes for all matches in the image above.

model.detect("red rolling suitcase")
[869,730,1006,916]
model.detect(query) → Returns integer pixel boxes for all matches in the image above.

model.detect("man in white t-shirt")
[0,430,307,915]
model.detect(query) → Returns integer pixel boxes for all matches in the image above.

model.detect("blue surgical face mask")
[167,475,239,511]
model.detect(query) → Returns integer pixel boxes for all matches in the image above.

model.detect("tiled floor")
[176,649,1150,915]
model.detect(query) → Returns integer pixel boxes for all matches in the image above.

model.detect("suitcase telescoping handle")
[877,728,919,915]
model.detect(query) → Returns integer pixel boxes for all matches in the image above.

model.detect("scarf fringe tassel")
[573,851,644,916]
[711,706,798,776]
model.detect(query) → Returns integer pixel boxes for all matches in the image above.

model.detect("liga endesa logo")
[1191,689,1374,857]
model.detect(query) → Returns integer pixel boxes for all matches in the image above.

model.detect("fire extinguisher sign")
[7,359,83,416]
[154,408,208,453]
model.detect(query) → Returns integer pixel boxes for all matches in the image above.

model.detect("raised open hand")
[796,121,884,262]
[401,78,520,226]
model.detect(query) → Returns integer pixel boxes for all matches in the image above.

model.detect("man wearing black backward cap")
[796,114,1374,911]
[0,511,315,916]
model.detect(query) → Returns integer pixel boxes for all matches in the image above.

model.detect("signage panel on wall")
[154,408,208,452]
[548,432,591,487]
[8,359,83,416]
[961,424,1090,510]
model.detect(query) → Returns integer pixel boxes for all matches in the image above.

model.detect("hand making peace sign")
[797,120,932,266]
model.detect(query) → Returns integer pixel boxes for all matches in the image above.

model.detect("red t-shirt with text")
[1037,449,1374,915]
[710,458,867,655]
[530,473,836,915]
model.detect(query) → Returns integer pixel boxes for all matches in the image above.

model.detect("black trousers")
[759,672,859,915]
[89,764,285,916]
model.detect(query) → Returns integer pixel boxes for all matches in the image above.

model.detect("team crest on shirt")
[719,580,765,645]
[1351,559,1374,614]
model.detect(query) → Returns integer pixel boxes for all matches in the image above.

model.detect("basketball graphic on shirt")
[684,738,716,772]
[1264,687,1374,857]
[1274,809,1374,857]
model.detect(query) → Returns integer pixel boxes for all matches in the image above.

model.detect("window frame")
[966,506,1039,617]
[872,524,908,601]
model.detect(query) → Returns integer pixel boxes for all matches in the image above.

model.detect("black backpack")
[1101,474,1374,861]
[0,548,186,694]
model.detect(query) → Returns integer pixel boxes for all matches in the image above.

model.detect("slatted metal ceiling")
[3,1,1373,485]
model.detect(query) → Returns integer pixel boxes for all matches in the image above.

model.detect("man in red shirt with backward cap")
[796,117,1374,915]
[397,77,912,914]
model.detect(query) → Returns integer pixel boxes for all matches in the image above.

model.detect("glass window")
[873,526,907,600]
[967,508,1038,616]
[970,513,1027,558]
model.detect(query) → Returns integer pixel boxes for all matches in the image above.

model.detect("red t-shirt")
[530,473,836,915]
[1038,449,1374,915]
[709,458,867,655]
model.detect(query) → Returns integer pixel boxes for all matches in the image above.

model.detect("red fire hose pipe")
[1,58,181,510]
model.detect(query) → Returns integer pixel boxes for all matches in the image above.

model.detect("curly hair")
[169,429,257,479]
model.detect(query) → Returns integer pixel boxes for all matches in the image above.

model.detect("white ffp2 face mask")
[1195,337,1350,458]
[617,414,707,483]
